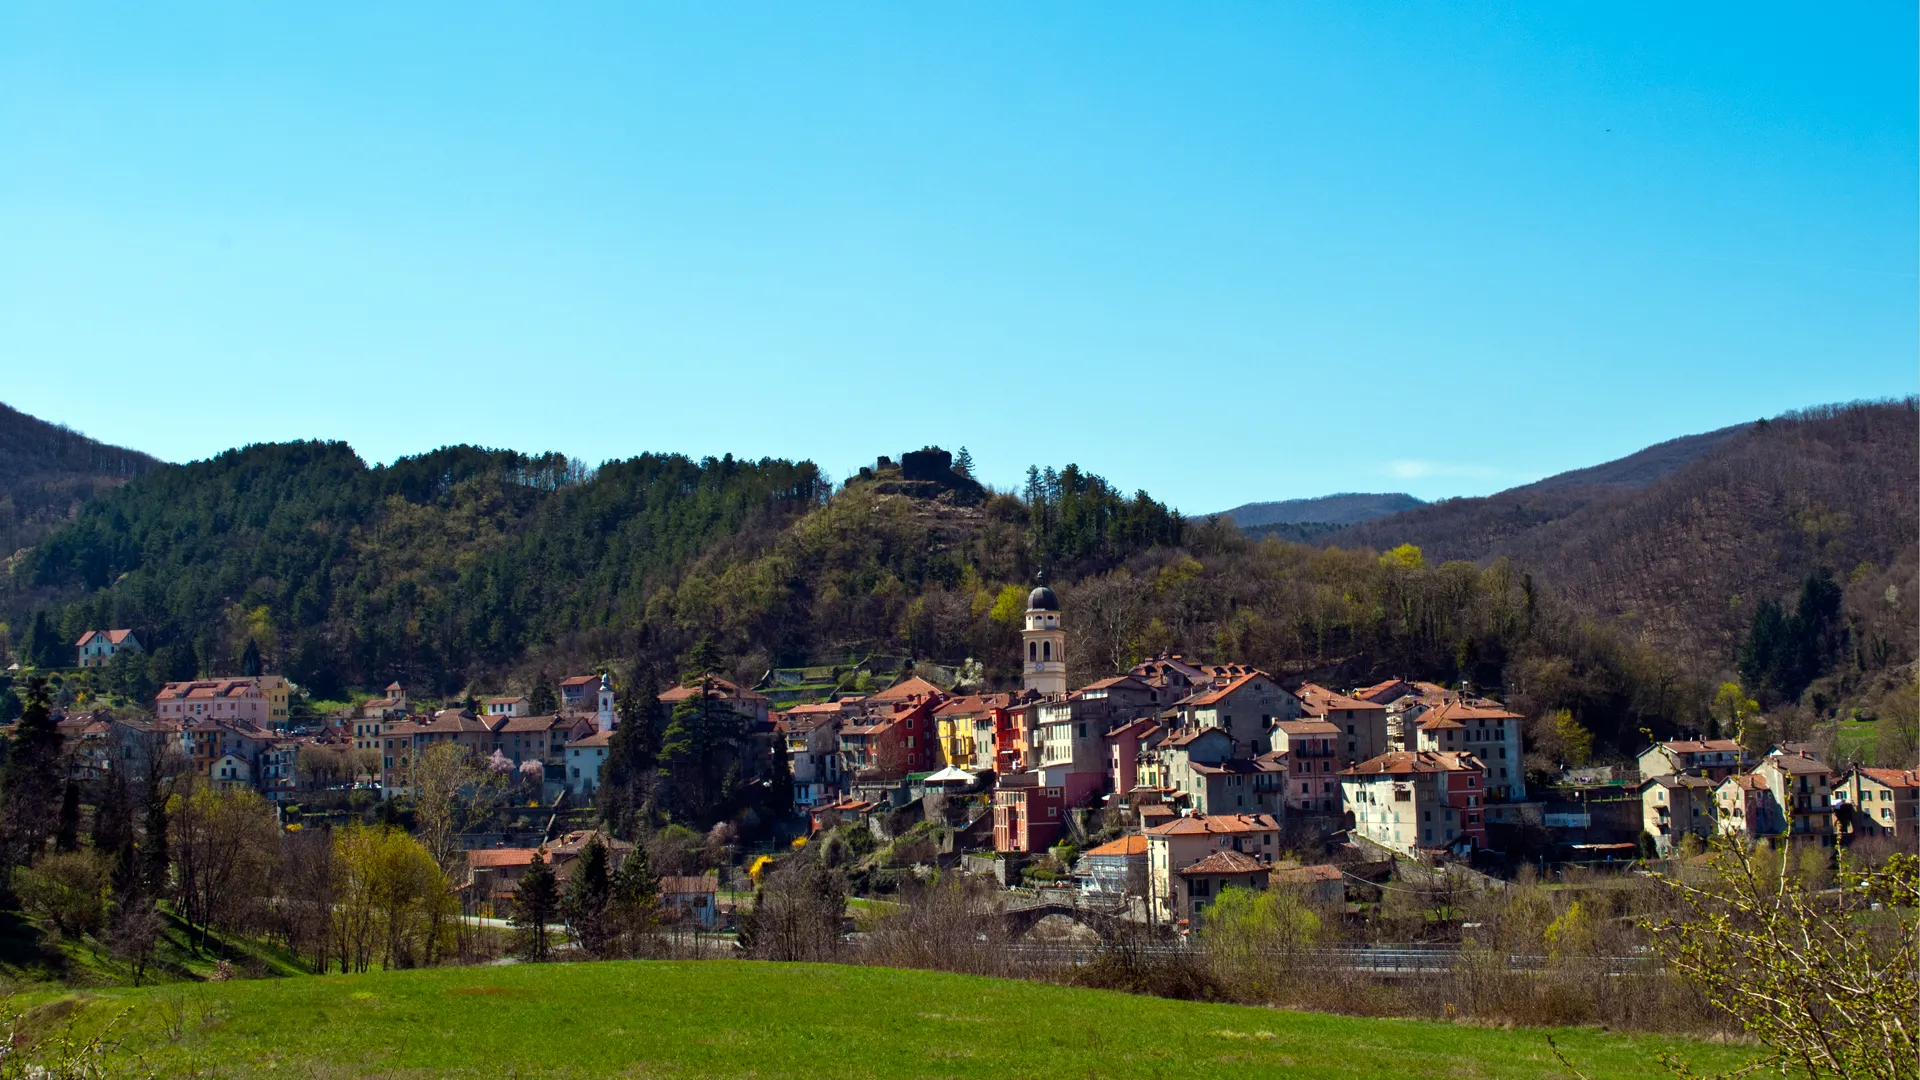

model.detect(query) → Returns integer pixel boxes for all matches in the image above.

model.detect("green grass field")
[20,960,1754,1079]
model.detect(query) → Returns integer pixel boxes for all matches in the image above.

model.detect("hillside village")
[30,574,1913,937]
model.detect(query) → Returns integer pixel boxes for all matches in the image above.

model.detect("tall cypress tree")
[55,780,81,853]
[141,771,170,895]
[768,734,794,819]
[92,766,135,856]
[0,677,63,866]
[240,639,263,678]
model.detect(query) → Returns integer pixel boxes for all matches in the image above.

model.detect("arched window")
[1043,641,1052,662]
[1028,641,1037,661]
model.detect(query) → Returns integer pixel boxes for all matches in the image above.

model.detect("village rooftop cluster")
[43,594,1918,929]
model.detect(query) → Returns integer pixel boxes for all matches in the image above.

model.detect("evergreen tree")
[767,733,795,819]
[511,851,560,961]
[528,669,556,716]
[599,671,662,838]
[954,446,974,478]
[240,638,262,677]
[92,766,135,856]
[0,677,64,865]
[1738,569,1848,705]
[141,773,170,895]
[562,835,613,956]
[681,637,723,681]
[55,780,81,852]
[657,679,745,825]
[609,843,658,956]
[612,842,656,904]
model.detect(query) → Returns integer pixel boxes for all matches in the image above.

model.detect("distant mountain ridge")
[0,402,163,557]
[1215,492,1425,528]
[1327,400,1918,666]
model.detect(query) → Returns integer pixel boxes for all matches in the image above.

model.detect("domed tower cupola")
[1022,577,1067,695]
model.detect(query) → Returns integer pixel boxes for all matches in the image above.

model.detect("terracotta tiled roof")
[933,693,1022,717]
[1106,716,1161,739]
[559,675,601,688]
[1076,676,1151,697]
[75,629,138,647]
[1296,683,1385,713]
[1145,813,1280,837]
[1858,768,1920,789]
[1086,835,1150,857]
[1163,728,1228,749]
[1178,849,1267,876]
[1187,673,1264,707]
[1657,739,1741,754]
[660,677,768,704]
[784,701,848,716]
[158,679,269,702]
[1353,679,1412,703]
[497,715,560,733]
[1274,720,1340,738]
[1189,758,1281,776]
[569,729,614,748]
[1342,751,1484,777]
[1273,863,1344,884]
[868,675,944,703]
[1762,753,1833,776]
[1645,774,1718,791]
[467,848,540,869]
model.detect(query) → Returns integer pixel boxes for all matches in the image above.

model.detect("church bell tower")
[1022,582,1067,695]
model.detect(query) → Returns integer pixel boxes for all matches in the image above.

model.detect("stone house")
[1341,750,1488,856]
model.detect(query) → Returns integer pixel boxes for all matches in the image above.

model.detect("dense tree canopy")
[13,442,827,696]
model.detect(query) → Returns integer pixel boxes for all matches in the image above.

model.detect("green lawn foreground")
[40,961,1751,1080]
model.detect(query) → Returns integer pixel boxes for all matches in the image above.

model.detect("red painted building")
[993,772,1065,852]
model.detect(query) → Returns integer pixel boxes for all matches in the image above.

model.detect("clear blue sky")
[2,4,1912,512]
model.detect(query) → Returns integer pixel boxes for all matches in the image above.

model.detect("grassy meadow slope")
[36,961,1751,1080]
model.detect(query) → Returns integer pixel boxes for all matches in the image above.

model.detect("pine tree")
[240,639,262,678]
[0,677,64,865]
[528,669,556,716]
[55,781,81,852]
[512,851,560,961]
[954,446,975,478]
[657,680,745,825]
[609,843,658,957]
[562,836,613,956]
[681,638,723,681]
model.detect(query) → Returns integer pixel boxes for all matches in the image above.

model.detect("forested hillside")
[8,442,829,697]
[1328,400,1918,672]
[0,403,162,557]
[4,401,1911,763]
[1215,492,1425,528]
[2,448,1180,704]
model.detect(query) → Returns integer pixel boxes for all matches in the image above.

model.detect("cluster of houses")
[50,652,636,803]
[1638,737,1917,853]
[39,602,1919,930]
